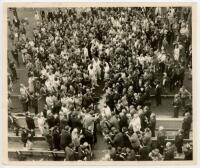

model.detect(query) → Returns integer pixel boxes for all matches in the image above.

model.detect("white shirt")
[174,47,180,61]
[102,106,111,118]
[46,96,54,107]
[129,117,141,132]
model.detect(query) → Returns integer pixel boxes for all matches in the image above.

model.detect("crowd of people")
[8,7,192,161]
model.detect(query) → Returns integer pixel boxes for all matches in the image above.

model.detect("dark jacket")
[182,117,192,133]
[65,146,75,161]
[164,147,175,160]
[175,133,184,148]
[52,129,60,150]
[60,117,68,130]
[139,146,151,160]
[46,115,55,129]
[149,118,156,137]
[60,129,72,150]
[113,132,124,147]
[26,116,35,130]
[21,130,28,143]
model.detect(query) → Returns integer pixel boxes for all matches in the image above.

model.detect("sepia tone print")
[3,3,196,165]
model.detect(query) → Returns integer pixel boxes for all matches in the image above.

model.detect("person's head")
[20,83,24,88]
[137,105,142,110]
[181,85,185,90]
[143,106,149,112]
[174,94,179,98]
[150,113,156,119]
[185,112,191,118]
[133,113,139,118]
[166,142,172,149]
[122,127,128,133]
[114,129,119,134]
[65,125,71,132]
[153,148,160,155]
[186,143,191,150]
[72,128,78,134]
[178,129,183,134]
[26,111,31,117]
[145,127,151,133]
[68,142,74,148]
[159,126,164,131]
[83,142,89,148]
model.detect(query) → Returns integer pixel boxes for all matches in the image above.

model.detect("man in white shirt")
[46,94,54,109]
[88,64,98,87]
[102,104,111,119]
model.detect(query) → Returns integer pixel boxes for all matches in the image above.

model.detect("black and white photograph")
[3,3,196,164]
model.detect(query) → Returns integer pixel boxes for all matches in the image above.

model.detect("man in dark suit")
[172,94,182,118]
[52,126,60,151]
[25,112,35,131]
[182,112,192,139]
[60,126,72,150]
[64,143,75,161]
[60,113,69,130]
[47,11,53,22]
[83,126,94,148]
[157,126,166,154]
[183,143,193,160]
[164,142,175,160]
[46,113,55,129]
[69,113,82,130]
[175,129,184,153]
[21,127,28,147]
[139,143,151,160]
[44,128,53,151]
[155,82,162,106]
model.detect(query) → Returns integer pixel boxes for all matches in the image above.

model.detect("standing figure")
[172,94,182,118]
[157,126,166,155]
[175,129,184,154]
[155,82,162,106]
[182,112,192,139]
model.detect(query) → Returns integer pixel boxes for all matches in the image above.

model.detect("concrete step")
[8,131,193,143]
[11,115,186,130]
[8,135,192,146]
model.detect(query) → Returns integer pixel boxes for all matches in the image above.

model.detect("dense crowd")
[8,7,192,161]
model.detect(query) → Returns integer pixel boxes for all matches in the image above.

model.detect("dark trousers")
[176,145,183,153]
[183,131,190,139]
[174,106,180,118]
[155,95,162,106]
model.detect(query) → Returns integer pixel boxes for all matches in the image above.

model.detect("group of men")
[8,7,192,161]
